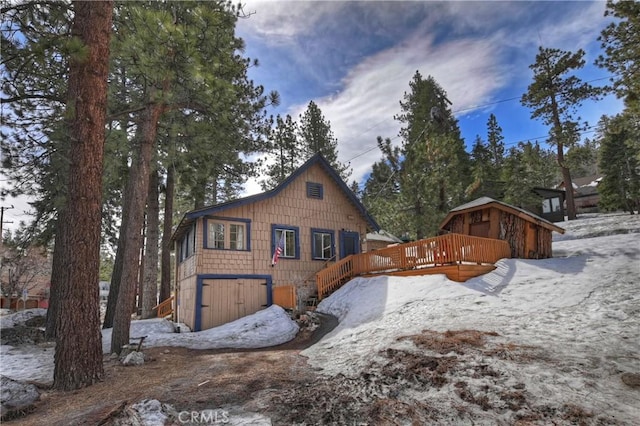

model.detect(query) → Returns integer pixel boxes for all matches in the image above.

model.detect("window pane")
[322,233,332,259]
[551,197,561,212]
[313,232,332,259]
[284,230,295,257]
[209,222,225,249]
[230,224,244,250]
[542,199,551,213]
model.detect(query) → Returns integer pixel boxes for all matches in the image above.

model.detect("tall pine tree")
[597,113,640,213]
[521,47,602,220]
[395,72,470,239]
[261,114,301,190]
[298,100,351,181]
[596,0,640,114]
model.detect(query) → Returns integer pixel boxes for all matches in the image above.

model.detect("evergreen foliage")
[502,142,558,209]
[521,47,602,220]
[261,114,301,190]
[597,113,640,213]
[596,0,640,114]
[395,72,470,239]
[298,100,351,181]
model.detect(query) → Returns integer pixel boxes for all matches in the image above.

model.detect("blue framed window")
[203,216,251,251]
[271,224,299,259]
[306,182,323,200]
[179,224,196,262]
[311,228,335,260]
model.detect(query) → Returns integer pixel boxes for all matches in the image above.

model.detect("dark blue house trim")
[194,274,273,332]
[339,230,361,258]
[271,224,300,260]
[310,228,335,260]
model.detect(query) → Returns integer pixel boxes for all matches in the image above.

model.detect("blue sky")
[0,1,625,232]
[236,0,624,192]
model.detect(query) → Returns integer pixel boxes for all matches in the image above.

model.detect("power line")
[343,74,616,163]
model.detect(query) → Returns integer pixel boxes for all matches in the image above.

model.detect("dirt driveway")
[12,313,336,426]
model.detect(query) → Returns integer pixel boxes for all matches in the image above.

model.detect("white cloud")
[239,1,621,191]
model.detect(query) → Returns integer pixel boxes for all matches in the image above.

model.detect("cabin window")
[179,225,196,262]
[312,229,334,260]
[306,182,324,200]
[542,197,561,213]
[272,225,299,259]
[210,223,225,249]
[204,217,250,251]
[230,224,244,250]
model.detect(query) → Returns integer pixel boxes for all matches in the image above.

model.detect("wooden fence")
[317,233,511,300]
[272,285,297,310]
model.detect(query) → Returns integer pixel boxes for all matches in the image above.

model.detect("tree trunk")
[136,218,146,315]
[111,100,165,354]
[53,0,112,390]
[141,168,160,318]
[44,208,66,340]
[103,154,135,328]
[159,165,174,303]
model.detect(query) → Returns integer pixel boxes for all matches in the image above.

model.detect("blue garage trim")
[194,274,273,332]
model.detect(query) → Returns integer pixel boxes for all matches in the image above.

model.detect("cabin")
[365,229,404,251]
[557,174,602,213]
[439,197,565,259]
[532,187,566,223]
[171,153,380,331]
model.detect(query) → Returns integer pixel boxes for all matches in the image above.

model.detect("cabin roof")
[366,229,404,244]
[171,153,380,243]
[440,196,565,234]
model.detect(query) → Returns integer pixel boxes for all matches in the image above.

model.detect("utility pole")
[0,205,15,245]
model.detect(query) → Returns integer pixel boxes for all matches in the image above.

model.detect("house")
[171,153,380,331]
[439,197,565,259]
[557,174,602,213]
[532,187,566,223]
[365,229,404,251]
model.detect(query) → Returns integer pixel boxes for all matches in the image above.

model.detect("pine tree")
[362,137,405,236]
[521,47,602,220]
[597,113,640,213]
[502,142,558,208]
[565,138,600,177]
[486,114,505,177]
[104,2,276,351]
[53,0,113,390]
[596,0,640,114]
[261,114,301,190]
[395,72,470,239]
[298,101,351,181]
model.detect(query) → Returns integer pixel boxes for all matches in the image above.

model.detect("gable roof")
[366,229,404,244]
[439,196,565,234]
[171,153,380,243]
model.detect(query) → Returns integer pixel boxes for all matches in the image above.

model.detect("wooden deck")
[317,233,511,300]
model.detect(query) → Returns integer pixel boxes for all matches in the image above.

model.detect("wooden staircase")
[153,295,174,319]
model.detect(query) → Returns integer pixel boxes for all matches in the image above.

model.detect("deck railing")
[317,233,511,300]
[153,295,174,318]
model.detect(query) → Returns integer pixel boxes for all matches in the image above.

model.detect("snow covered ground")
[0,305,298,383]
[302,212,640,423]
[1,212,638,424]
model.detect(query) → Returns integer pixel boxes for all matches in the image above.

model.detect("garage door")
[200,278,268,330]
